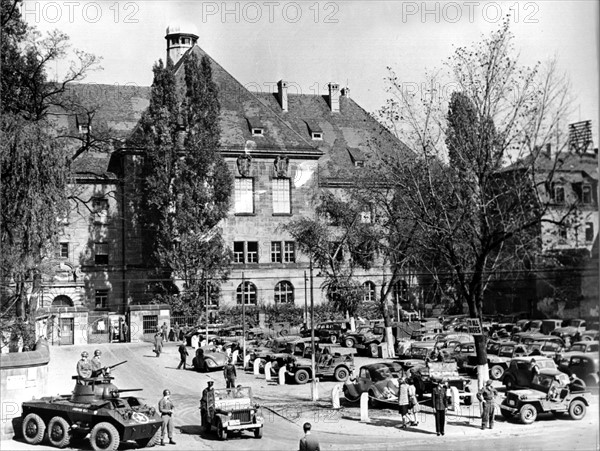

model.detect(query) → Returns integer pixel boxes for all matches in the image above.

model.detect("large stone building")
[36,26,413,344]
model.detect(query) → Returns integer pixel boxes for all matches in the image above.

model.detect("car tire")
[254,427,263,439]
[568,399,586,420]
[47,416,71,448]
[217,421,228,441]
[342,385,360,402]
[367,390,378,409]
[334,366,349,382]
[344,338,355,348]
[369,343,379,358]
[518,404,537,424]
[463,387,472,406]
[90,422,120,451]
[294,369,310,384]
[135,427,161,448]
[22,413,46,445]
[490,365,504,380]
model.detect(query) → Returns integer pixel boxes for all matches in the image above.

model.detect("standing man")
[154,330,164,357]
[122,321,129,343]
[432,378,449,436]
[397,378,410,428]
[177,341,189,370]
[298,422,320,451]
[161,322,168,341]
[76,351,92,380]
[158,389,176,446]
[477,379,498,430]
[223,357,237,388]
[200,381,215,429]
[91,349,103,377]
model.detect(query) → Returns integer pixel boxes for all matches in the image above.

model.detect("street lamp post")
[310,258,317,401]
[304,271,308,325]
[242,272,246,366]
[205,279,209,345]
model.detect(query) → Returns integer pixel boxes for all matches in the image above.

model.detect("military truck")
[409,361,473,405]
[200,386,264,440]
[286,344,354,384]
[20,361,162,450]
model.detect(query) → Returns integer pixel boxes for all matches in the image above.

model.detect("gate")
[46,316,74,346]
[88,313,110,344]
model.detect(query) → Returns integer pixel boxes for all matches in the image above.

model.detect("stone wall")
[128,304,171,343]
[0,339,50,440]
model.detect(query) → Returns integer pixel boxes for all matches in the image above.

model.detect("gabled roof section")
[347,147,366,164]
[173,46,320,157]
[305,119,323,134]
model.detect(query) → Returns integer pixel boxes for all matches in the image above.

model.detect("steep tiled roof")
[505,152,598,181]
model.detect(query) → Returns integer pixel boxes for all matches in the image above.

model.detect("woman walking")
[397,377,410,428]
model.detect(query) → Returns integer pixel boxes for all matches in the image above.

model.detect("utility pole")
[304,270,308,325]
[310,258,317,401]
[205,278,209,345]
[242,272,246,366]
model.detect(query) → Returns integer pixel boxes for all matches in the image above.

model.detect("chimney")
[328,82,340,113]
[341,86,350,99]
[277,80,288,112]
[165,24,198,65]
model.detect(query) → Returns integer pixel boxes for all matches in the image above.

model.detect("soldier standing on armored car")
[76,351,92,381]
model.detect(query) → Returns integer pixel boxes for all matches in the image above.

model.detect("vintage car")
[449,342,477,371]
[580,330,599,341]
[302,320,352,344]
[286,345,354,384]
[540,319,563,335]
[556,341,598,366]
[501,356,558,390]
[246,336,306,373]
[487,342,531,380]
[342,361,406,407]
[192,346,230,372]
[500,371,591,424]
[410,361,473,405]
[200,386,263,440]
[564,353,599,387]
[527,340,564,360]
[341,325,373,348]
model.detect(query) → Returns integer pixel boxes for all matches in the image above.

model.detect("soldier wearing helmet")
[76,351,92,380]
[91,349,103,377]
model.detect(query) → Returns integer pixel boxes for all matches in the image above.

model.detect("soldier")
[91,349,102,376]
[154,330,163,357]
[200,381,215,429]
[223,358,237,388]
[177,341,189,370]
[158,389,176,446]
[477,379,498,429]
[432,378,449,436]
[76,351,93,381]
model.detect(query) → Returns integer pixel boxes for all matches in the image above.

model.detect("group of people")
[75,349,107,379]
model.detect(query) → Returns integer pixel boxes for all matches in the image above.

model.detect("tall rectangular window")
[234,178,254,214]
[95,289,109,309]
[585,222,594,242]
[247,241,258,263]
[582,185,592,204]
[56,242,69,258]
[272,178,291,214]
[554,185,565,203]
[284,241,296,263]
[233,241,259,264]
[271,242,282,263]
[233,241,245,263]
[94,242,109,265]
[143,315,158,334]
[93,198,109,223]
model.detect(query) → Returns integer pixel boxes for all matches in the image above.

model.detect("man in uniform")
[223,358,237,388]
[177,341,189,370]
[91,349,103,377]
[432,378,449,436]
[299,422,320,451]
[200,381,215,429]
[158,389,176,446]
[76,351,92,381]
[477,379,498,429]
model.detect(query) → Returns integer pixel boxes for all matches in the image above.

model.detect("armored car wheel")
[254,427,263,438]
[518,404,537,424]
[48,416,71,448]
[135,427,161,448]
[334,366,349,382]
[568,399,586,420]
[22,413,46,445]
[294,369,310,384]
[344,338,355,348]
[90,422,120,451]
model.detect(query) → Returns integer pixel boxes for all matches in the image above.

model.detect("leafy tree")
[138,53,233,315]
[376,19,574,382]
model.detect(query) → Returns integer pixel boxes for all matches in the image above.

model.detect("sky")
[22,0,600,143]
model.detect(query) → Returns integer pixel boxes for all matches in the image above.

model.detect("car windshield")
[411,347,430,358]
[538,359,557,370]
[369,363,403,381]
[541,343,561,352]
[214,387,251,400]
[570,344,586,353]
[498,345,515,356]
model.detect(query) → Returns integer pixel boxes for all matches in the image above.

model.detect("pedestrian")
[529,358,540,383]
[161,322,168,341]
[168,328,175,342]
[397,377,410,428]
[173,323,180,342]
[298,422,320,451]
[122,322,129,342]
[158,389,176,446]
[432,378,449,436]
[154,331,164,357]
[191,333,199,350]
[176,341,189,370]
[407,377,419,426]
[76,351,92,380]
[178,327,184,342]
[91,349,103,377]
[477,379,498,430]
[223,357,237,388]
[200,381,215,427]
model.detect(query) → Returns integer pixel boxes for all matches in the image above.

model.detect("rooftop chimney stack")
[165,24,199,65]
[277,80,288,112]
[328,82,340,113]
[341,86,350,99]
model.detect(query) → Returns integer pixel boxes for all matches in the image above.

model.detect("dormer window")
[347,147,366,168]
[76,115,91,135]
[247,117,264,137]
[305,120,323,141]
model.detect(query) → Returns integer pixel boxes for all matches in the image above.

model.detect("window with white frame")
[56,242,69,258]
[95,289,109,309]
[272,178,291,214]
[236,281,257,305]
[233,241,258,264]
[283,241,295,263]
[274,281,294,303]
[363,281,376,302]
[271,242,282,263]
[93,197,109,223]
[234,178,254,214]
[94,242,109,265]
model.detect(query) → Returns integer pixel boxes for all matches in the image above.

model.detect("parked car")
[341,325,373,348]
[342,361,405,407]
[564,353,599,387]
[487,342,532,380]
[551,320,587,346]
[286,344,354,384]
[501,356,558,390]
[192,346,230,372]
[302,320,352,344]
[500,371,591,424]
[527,340,564,360]
[540,319,563,335]
[451,342,477,372]
[556,341,599,366]
[410,361,473,405]
[580,330,599,341]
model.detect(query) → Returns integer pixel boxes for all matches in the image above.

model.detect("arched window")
[274,281,294,304]
[363,281,376,302]
[236,281,257,305]
[52,295,73,307]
